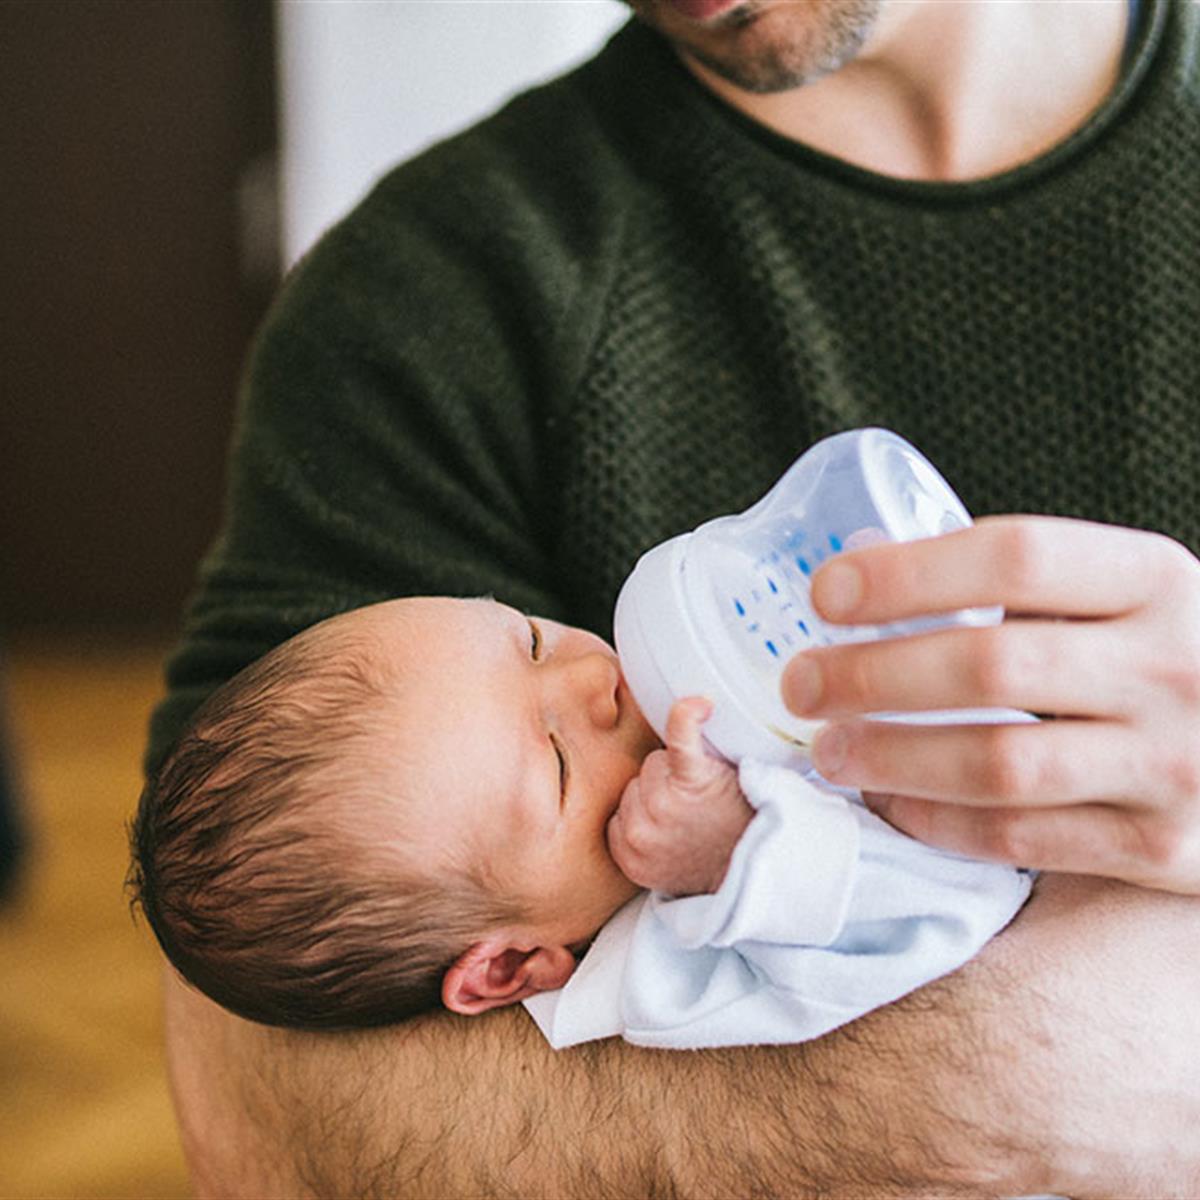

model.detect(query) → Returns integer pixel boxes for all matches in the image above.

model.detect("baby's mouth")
[615,675,664,758]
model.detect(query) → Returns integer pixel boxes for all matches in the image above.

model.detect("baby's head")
[129,596,660,1029]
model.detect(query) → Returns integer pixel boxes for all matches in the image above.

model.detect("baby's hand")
[606,697,752,896]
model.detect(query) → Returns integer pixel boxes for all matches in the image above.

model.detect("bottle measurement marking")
[734,531,853,661]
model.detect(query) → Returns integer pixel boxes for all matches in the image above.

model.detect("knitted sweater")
[148,0,1198,771]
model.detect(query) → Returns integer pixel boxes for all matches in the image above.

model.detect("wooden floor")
[0,636,190,1199]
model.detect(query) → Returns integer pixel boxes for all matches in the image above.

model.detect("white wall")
[277,0,627,267]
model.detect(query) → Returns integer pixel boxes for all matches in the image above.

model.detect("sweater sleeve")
[144,94,624,773]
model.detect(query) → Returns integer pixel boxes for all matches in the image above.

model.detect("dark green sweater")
[148,0,1199,771]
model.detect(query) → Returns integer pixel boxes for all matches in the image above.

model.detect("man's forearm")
[166,969,1002,1199]
[166,956,1027,1197]
[165,876,1200,1199]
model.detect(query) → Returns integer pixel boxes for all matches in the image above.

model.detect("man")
[150,0,1200,1193]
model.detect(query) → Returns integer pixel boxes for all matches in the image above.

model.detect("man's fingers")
[781,619,1139,720]
[811,718,1153,808]
[864,794,1111,870]
[865,794,1199,890]
[811,516,1179,626]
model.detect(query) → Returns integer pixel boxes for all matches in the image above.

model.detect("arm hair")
[167,952,1020,1197]
[165,875,1200,1199]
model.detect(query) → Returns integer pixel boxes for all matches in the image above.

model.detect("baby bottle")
[614,427,1012,773]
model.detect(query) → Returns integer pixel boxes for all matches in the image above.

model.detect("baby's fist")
[606,698,752,896]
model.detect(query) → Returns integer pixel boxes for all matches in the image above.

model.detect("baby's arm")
[606,697,752,896]
[604,703,1028,1050]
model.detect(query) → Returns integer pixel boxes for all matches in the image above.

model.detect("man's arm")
[165,874,1200,1199]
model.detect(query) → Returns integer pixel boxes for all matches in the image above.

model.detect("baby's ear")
[442,937,576,1016]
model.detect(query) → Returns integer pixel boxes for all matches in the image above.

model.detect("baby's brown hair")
[128,615,525,1030]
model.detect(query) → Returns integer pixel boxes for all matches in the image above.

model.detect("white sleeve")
[526,764,1031,1050]
[523,763,860,1051]
[619,766,1031,1050]
[646,759,860,950]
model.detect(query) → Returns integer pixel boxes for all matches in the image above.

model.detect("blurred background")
[0,2,624,1194]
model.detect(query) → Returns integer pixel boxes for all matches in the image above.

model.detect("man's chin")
[633,0,882,96]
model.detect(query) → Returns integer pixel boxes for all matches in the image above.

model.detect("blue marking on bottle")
[748,622,759,633]
[796,557,811,575]
[766,640,779,657]
[767,578,778,594]
[829,534,843,552]
[797,619,809,634]
[734,598,745,616]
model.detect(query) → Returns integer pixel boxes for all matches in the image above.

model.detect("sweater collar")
[596,0,1174,204]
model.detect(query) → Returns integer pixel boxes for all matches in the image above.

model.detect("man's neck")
[685,1,1131,182]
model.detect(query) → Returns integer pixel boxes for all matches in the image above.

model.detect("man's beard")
[631,0,884,94]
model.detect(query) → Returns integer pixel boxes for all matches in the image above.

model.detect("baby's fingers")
[605,776,644,884]
[665,697,723,786]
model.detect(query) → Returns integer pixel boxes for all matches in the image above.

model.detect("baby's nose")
[562,652,620,729]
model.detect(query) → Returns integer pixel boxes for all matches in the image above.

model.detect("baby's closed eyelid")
[523,615,568,807]
[527,617,544,660]
[549,731,569,809]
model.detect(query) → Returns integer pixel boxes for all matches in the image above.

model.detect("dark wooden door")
[0,0,278,632]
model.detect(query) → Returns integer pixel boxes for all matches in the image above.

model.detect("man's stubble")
[625,0,884,94]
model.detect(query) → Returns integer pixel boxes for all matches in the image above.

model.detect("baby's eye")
[528,618,544,661]
[550,732,569,806]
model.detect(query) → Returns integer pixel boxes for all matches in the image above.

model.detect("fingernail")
[781,655,823,713]
[814,562,862,619]
[813,724,849,777]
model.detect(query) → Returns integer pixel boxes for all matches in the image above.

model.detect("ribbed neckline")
[606,0,1170,207]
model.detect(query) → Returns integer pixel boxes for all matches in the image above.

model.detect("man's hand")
[780,515,1200,892]
[607,697,753,895]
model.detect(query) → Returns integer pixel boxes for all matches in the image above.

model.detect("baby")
[129,595,1029,1045]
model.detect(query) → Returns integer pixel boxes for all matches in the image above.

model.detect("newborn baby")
[129,596,1029,1045]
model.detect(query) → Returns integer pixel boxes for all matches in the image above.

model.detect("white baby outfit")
[525,760,1031,1049]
